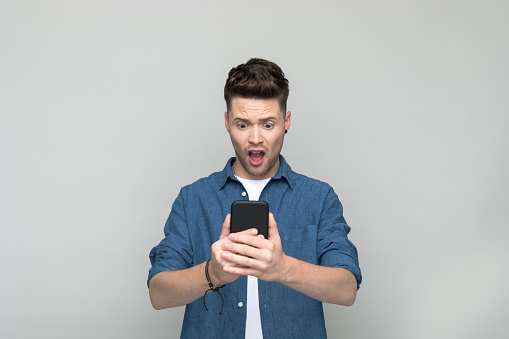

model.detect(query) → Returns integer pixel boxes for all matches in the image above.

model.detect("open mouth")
[248,150,265,166]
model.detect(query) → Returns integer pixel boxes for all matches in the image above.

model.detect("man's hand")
[208,214,260,286]
[220,213,290,283]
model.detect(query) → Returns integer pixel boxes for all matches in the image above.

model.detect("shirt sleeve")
[147,190,194,287]
[317,187,362,289]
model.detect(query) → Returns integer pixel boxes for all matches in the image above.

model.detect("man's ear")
[224,111,230,132]
[284,111,292,132]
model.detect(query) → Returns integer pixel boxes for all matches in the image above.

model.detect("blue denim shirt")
[148,156,362,339]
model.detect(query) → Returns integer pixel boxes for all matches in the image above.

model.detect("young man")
[148,58,362,338]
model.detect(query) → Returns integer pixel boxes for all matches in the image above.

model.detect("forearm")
[280,256,357,306]
[149,262,209,310]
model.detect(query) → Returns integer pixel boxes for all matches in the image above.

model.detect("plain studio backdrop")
[1,1,508,338]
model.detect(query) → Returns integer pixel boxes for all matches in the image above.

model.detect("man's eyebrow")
[232,116,279,123]
[259,116,279,122]
[232,117,249,122]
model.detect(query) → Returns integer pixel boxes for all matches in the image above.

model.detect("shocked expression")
[225,97,291,180]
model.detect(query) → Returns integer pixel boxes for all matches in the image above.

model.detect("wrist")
[205,259,226,288]
[206,259,224,286]
[203,258,226,315]
[277,255,295,284]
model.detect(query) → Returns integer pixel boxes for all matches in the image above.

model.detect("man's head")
[224,58,291,180]
[224,58,289,116]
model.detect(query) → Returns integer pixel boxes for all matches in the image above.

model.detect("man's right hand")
[208,214,258,286]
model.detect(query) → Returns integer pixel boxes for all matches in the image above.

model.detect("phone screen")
[230,200,269,238]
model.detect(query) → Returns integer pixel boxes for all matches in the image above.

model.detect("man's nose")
[248,126,263,144]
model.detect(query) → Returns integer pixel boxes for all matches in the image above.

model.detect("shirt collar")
[217,155,294,191]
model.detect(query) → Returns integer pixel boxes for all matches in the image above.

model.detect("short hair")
[224,58,289,114]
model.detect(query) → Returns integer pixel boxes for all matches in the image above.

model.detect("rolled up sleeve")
[148,190,193,287]
[317,188,362,289]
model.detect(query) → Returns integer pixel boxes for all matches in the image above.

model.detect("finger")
[267,212,280,241]
[234,228,259,236]
[219,214,231,239]
[228,232,267,249]
[219,257,248,269]
[221,250,263,269]
[220,254,251,269]
[220,228,258,254]
[222,241,262,259]
[223,265,260,277]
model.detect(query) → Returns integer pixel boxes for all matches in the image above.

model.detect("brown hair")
[224,58,289,114]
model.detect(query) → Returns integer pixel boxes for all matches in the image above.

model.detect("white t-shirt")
[235,176,270,339]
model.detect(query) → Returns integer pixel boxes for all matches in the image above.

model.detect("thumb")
[268,212,280,241]
[219,214,231,239]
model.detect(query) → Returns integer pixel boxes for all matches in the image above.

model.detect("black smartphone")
[230,200,269,239]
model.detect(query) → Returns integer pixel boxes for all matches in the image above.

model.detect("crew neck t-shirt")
[235,176,270,339]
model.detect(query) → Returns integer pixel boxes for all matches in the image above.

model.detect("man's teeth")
[250,151,264,160]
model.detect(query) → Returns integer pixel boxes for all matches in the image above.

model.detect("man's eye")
[238,123,247,129]
[264,123,274,129]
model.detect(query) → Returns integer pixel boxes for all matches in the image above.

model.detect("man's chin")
[235,153,279,179]
[247,161,281,179]
[244,163,270,179]
[246,168,266,178]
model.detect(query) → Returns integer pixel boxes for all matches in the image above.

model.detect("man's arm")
[149,215,257,310]
[277,257,357,306]
[220,213,358,306]
[149,261,212,310]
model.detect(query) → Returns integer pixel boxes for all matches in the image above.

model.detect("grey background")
[1,1,508,338]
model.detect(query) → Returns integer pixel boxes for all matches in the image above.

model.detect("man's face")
[225,97,291,180]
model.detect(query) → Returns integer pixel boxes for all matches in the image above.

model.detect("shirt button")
[238,302,244,308]
[241,192,247,197]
